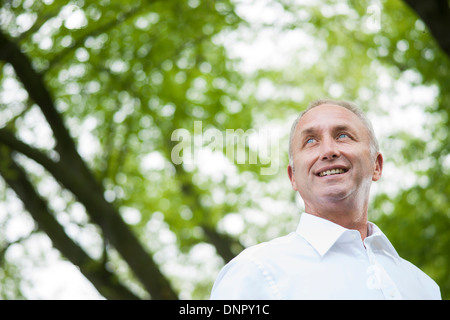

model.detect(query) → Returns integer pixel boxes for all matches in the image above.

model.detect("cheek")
[294,151,316,172]
[293,161,314,186]
[350,152,376,177]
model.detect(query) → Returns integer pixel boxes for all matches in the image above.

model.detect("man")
[210,99,441,299]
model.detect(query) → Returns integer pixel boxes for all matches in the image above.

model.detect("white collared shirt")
[210,213,441,300]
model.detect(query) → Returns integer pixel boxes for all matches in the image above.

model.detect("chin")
[317,187,352,202]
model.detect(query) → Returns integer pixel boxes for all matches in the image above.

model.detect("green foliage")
[0,0,449,299]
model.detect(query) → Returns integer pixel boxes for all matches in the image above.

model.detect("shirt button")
[351,234,357,240]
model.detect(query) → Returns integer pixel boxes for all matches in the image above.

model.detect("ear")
[372,152,383,182]
[287,164,298,191]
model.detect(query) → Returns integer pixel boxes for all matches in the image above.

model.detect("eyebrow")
[299,127,318,137]
[299,124,357,138]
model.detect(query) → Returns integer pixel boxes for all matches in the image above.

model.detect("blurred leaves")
[0,0,449,299]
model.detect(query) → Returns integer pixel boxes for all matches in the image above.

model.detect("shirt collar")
[296,212,347,256]
[365,221,400,261]
[296,212,400,260]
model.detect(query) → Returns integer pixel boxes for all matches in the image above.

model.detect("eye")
[337,133,348,139]
[306,138,316,144]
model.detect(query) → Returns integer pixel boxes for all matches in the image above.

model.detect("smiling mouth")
[318,168,348,177]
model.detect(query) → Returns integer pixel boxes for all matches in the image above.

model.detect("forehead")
[296,104,366,135]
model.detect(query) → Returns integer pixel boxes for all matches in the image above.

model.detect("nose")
[319,137,341,160]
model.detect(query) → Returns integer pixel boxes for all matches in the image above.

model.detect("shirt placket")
[365,243,402,300]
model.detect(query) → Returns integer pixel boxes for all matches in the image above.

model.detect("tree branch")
[171,162,244,262]
[46,5,142,70]
[0,30,81,164]
[0,127,58,173]
[0,147,139,300]
[201,225,243,263]
[403,0,450,57]
[0,31,178,299]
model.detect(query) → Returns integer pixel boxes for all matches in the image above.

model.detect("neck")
[304,201,369,241]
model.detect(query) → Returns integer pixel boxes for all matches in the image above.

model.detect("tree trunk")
[0,30,178,300]
[403,0,450,57]
[0,148,139,300]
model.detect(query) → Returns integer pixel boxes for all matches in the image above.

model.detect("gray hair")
[288,99,379,166]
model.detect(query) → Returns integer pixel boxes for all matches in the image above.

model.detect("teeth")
[319,168,346,177]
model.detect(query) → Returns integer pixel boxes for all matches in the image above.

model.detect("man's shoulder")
[400,257,440,282]
[210,232,303,299]
[394,256,442,299]
[233,232,301,262]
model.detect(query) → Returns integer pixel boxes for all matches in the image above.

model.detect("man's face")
[288,104,383,212]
